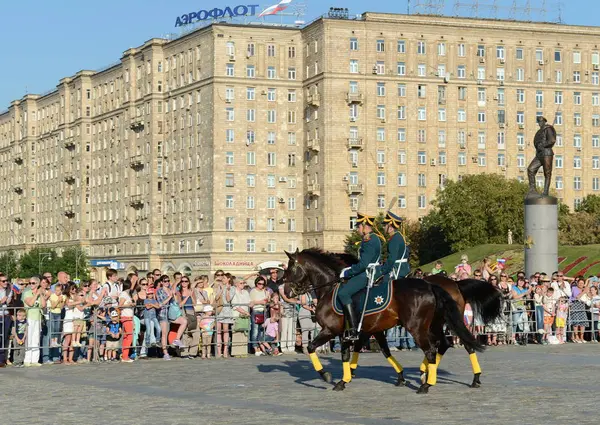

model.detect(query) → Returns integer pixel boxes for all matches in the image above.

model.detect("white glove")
[339,267,351,279]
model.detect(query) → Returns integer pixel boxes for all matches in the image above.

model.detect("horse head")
[283,248,311,297]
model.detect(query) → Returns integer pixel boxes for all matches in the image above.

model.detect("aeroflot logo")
[175,5,260,27]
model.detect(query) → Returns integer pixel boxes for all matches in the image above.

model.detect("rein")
[288,259,342,297]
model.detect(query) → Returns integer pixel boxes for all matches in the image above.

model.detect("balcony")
[307,183,321,197]
[347,137,363,150]
[13,216,22,224]
[63,138,76,150]
[346,183,364,194]
[64,208,76,218]
[130,155,144,170]
[130,119,145,133]
[129,194,145,209]
[64,175,76,185]
[346,92,363,105]
[13,155,23,165]
[12,186,23,195]
[307,93,321,107]
[306,138,320,152]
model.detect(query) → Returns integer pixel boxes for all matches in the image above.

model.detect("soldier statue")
[527,116,557,197]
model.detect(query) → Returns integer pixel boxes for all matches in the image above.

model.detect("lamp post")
[75,248,89,281]
[38,252,52,275]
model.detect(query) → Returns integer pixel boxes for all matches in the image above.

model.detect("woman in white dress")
[62,283,78,364]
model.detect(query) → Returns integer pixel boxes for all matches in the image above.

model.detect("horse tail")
[431,285,484,353]
[457,279,504,324]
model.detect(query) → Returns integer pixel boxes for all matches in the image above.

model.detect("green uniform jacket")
[348,233,381,278]
[376,232,410,279]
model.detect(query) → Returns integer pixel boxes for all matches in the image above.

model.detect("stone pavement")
[2,344,599,425]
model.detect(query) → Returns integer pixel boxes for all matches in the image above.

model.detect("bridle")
[287,258,341,297]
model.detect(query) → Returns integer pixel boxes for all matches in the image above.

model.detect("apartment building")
[1,12,600,275]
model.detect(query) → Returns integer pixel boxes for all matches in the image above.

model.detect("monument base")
[524,195,558,277]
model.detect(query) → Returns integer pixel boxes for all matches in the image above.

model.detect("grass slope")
[420,244,600,278]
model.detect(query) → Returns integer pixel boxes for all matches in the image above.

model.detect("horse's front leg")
[333,339,352,391]
[350,333,369,378]
[307,327,334,384]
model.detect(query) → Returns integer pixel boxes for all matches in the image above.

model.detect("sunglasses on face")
[0,280,7,283]
[216,273,224,277]
[141,284,148,286]
[153,273,161,276]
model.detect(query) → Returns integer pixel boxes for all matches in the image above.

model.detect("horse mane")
[299,248,349,271]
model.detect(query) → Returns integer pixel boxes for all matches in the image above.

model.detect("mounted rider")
[338,212,382,342]
[375,211,411,281]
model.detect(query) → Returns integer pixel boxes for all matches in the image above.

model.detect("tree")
[576,194,600,216]
[427,174,528,252]
[57,247,90,281]
[0,250,19,279]
[559,212,600,245]
[18,247,59,278]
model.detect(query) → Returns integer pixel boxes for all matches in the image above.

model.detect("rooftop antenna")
[508,0,517,19]
[524,0,531,20]
[408,0,411,14]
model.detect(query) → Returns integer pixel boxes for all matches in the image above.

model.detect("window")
[458,151,466,166]
[267,66,276,79]
[225,217,234,231]
[516,48,524,60]
[417,41,426,55]
[417,173,426,187]
[535,48,543,62]
[397,106,406,120]
[574,156,582,169]
[438,130,446,147]
[377,172,386,186]
[350,60,359,73]
[267,44,276,57]
[594,178,600,192]
[555,155,563,168]
[593,135,600,148]
[267,132,276,145]
[225,173,234,187]
[554,50,561,62]
[478,153,486,166]
[593,156,600,169]
[418,195,427,209]
[438,109,446,121]
[398,150,407,164]
[458,86,467,100]
[457,43,465,57]
[287,90,296,102]
[573,51,582,64]
[516,68,524,81]
[417,151,426,165]
[246,239,256,252]
[267,152,276,166]
[574,176,582,191]
[266,175,275,188]
[536,91,543,108]
[496,45,505,59]
[477,45,485,57]
[418,64,426,76]
[496,68,505,81]
[397,40,406,53]
[246,65,255,78]
[246,109,255,122]
[376,39,385,52]
[497,153,506,166]
[377,105,386,120]
[457,109,466,122]
[516,111,524,125]
[438,150,447,165]
[478,131,486,149]
[418,129,427,143]
[267,196,276,209]
[397,62,406,76]
[288,153,296,166]
[377,83,386,96]
[398,196,406,209]
[267,110,276,123]
[574,71,581,83]
[477,111,486,123]
[225,239,234,252]
[574,113,582,127]
[350,37,358,50]
[246,174,256,187]
[397,128,406,142]
[225,151,234,165]
[246,218,256,231]
[574,134,582,148]
[288,197,296,210]
[267,88,276,101]
[377,128,386,141]
[517,154,525,168]
[594,93,600,106]
[398,84,406,97]
[555,176,563,190]
[397,173,406,186]
[288,67,296,80]
[288,46,295,58]
[226,107,234,121]
[418,107,426,121]
[437,42,446,56]
[246,151,256,166]
[226,63,234,76]
[226,195,234,209]
[555,112,563,125]
[556,70,562,83]
[537,69,544,82]
[574,91,582,105]
[267,239,276,252]
[457,65,466,79]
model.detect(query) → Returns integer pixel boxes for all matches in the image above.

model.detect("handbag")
[167,302,183,321]
[214,289,224,315]
[186,313,198,331]
[253,313,265,325]
[233,316,250,333]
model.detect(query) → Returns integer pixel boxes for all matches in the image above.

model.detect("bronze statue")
[527,116,556,197]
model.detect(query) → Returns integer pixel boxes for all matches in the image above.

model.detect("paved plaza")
[2,344,599,425]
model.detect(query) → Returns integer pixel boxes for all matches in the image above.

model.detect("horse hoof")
[395,372,407,387]
[420,372,427,385]
[470,382,481,388]
[320,370,333,384]
[351,370,356,379]
[332,381,346,391]
[417,384,430,394]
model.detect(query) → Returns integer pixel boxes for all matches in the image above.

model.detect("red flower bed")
[557,257,566,264]
[561,256,587,275]
[577,261,600,277]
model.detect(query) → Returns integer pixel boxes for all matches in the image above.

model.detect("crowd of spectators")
[0,266,322,368]
[425,256,600,346]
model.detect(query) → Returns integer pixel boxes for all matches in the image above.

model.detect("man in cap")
[338,212,382,342]
[375,211,410,282]
[527,116,556,197]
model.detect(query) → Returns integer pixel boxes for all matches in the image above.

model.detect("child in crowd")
[143,287,161,347]
[88,307,107,362]
[71,290,87,348]
[590,286,600,342]
[199,305,215,359]
[11,309,27,367]
[105,310,122,361]
[555,296,569,344]
[49,285,66,348]
[543,287,557,342]
[260,311,282,356]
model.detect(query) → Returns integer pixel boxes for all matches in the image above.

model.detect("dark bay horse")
[283,249,483,394]
[351,272,503,388]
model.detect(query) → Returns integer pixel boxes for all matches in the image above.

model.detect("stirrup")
[343,328,359,342]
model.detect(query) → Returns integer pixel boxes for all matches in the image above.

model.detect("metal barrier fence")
[2,298,599,365]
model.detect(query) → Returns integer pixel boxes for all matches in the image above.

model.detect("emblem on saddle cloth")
[332,280,393,316]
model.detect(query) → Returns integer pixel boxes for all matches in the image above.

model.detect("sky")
[0,0,599,109]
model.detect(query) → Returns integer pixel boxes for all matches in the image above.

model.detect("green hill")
[420,244,600,278]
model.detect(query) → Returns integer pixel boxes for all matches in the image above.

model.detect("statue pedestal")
[524,195,558,277]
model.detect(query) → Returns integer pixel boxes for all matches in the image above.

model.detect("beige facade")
[2,13,600,274]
